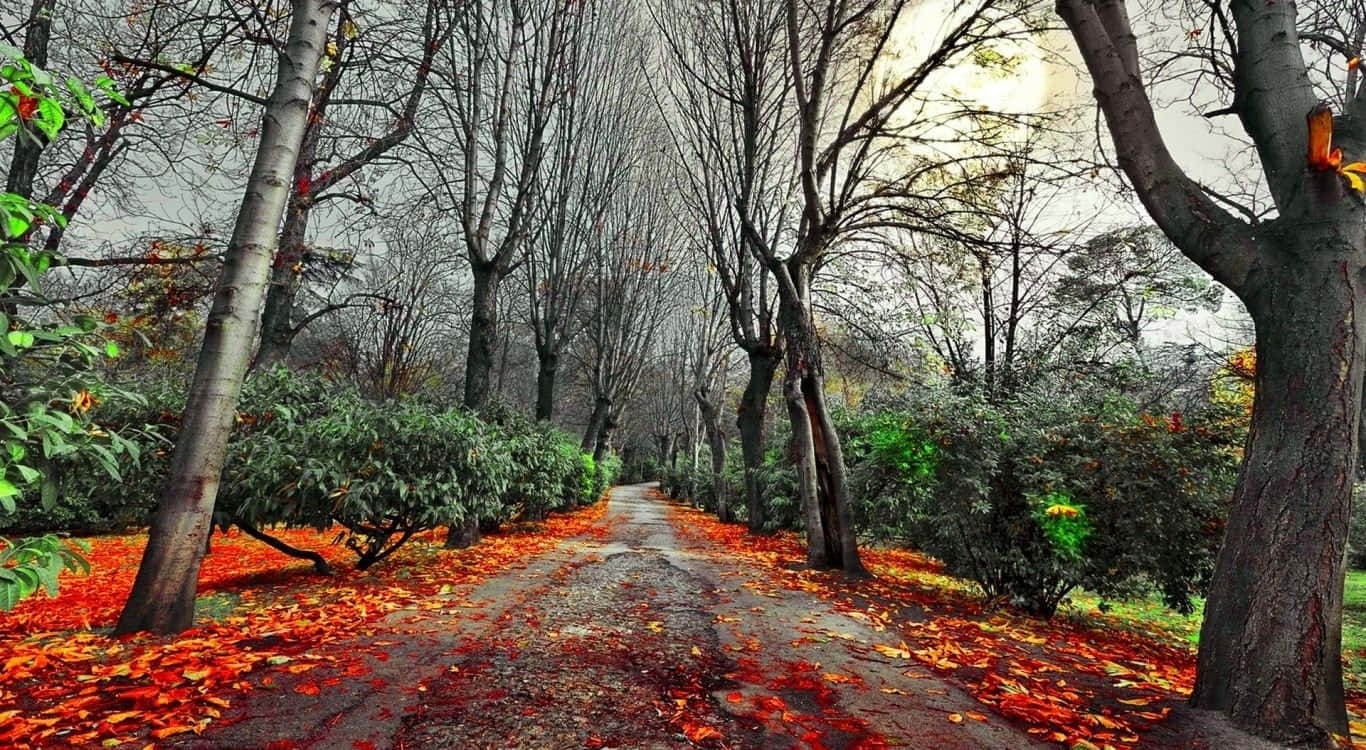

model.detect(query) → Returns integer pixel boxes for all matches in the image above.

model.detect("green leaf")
[34,98,62,141]
[13,464,38,483]
[5,330,33,348]
[104,340,119,358]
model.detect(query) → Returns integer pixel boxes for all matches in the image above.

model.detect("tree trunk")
[737,346,778,532]
[593,409,618,464]
[115,0,336,635]
[463,263,500,413]
[775,261,864,573]
[695,390,730,523]
[535,349,558,421]
[254,192,311,370]
[581,396,610,454]
[1191,246,1365,743]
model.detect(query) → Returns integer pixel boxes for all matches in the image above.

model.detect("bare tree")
[520,0,643,421]
[1058,0,1366,741]
[654,0,792,532]
[253,0,449,369]
[117,0,337,635]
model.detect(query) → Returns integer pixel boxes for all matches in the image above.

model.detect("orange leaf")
[294,681,321,696]
[151,725,196,739]
[947,713,964,723]
[965,711,988,721]
[1308,103,1340,170]
[726,691,743,703]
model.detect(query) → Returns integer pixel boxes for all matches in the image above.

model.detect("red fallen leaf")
[352,741,378,750]
[266,742,302,750]
[294,681,321,696]
[682,721,722,742]
[151,724,196,739]
[585,737,607,748]
[726,691,743,703]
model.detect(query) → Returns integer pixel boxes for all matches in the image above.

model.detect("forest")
[1,0,1364,747]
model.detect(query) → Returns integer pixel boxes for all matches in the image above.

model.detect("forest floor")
[0,484,1338,749]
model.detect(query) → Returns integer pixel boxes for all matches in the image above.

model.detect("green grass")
[1059,571,1366,692]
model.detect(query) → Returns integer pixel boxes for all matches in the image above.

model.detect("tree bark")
[695,390,730,523]
[581,396,610,454]
[775,260,865,573]
[463,262,500,413]
[115,0,337,635]
[1191,238,1365,744]
[254,190,311,370]
[737,347,778,532]
[535,349,558,421]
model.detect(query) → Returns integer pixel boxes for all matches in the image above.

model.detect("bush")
[220,371,515,569]
[842,385,1236,617]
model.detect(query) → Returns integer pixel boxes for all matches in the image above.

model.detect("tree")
[1057,0,1366,742]
[116,0,338,635]
[577,155,680,463]
[519,0,641,421]
[752,0,1029,572]
[253,1,448,369]
[425,0,579,416]
[654,0,790,533]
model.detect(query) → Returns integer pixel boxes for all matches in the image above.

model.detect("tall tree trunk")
[463,263,499,413]
[254,193,311,370]
[593,409,617,464]
[695,390,729,523]
[737,346,778,532]
[1191,245,1365,743]
[446,264,502,547]
[535,348,558,421]
[115,0,336,635]
[581,397,609,453]
[775,261,864,573]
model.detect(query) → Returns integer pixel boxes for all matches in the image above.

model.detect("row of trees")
[3,0,1365,744]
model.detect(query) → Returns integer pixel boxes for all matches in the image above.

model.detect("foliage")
[218,369,515,569]
[0,49,132,608]
[0,533,89,610]
[837,384,1237,617]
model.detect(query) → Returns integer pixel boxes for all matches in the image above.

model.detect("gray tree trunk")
[115,0,337,635]
[463,263,500,413]
[695,390,730,523]
[534,348,558,421]
[1191,239,1365,743]
[737,347,778,532]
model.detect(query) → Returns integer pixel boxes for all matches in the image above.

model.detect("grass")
[1059,570,1366,692]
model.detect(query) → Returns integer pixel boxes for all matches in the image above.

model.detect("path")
[181,484,1041,749]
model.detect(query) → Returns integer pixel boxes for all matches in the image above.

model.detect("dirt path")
[182,484,1043,749]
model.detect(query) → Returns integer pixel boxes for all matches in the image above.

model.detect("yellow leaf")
[873,643,911,659]
[947,713,964,723]
[1345,170,1366,194]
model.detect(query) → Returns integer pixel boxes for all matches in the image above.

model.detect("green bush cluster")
[4,369,620,569]
[839,387,1238,616]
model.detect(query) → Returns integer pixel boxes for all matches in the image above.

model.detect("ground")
[0,484,1318,748]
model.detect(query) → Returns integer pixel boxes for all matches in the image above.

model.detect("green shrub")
[842,385,1236,617]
